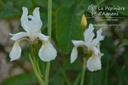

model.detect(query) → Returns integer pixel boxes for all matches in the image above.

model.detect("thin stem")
[45,0,52,85]
[48,0,52,39]
[29,55,45,85]
[45,62,50,85]
[80,59,86,85]
[30,43,45,85]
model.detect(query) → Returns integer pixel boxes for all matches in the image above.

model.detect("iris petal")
[39,41,57,61]
[72,40,85,47]
[20,7,42,34]
[10,32,28,41]
[9,41,21,61]
[92,28,104,46]
[84,24,94,46]
[87,56,101,72]
[20,7,30,33]
[70,47,78,63]
[36,33,49,41]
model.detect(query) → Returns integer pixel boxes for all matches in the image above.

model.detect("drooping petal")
[39,41,57,62]
[87,56,101,72]
[92,28,105,46]
[36,33,49,41]
[10,32,28,41]
[84,24,94,46]
[9,41,22,61]
[70,47,78,63]
[72,40,85,47]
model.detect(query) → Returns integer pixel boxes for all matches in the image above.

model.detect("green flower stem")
[29,55,45,85]
[80,59,86,85]
[30,43,45,85]
[45,0,52,85]
[45,62,50,85]
[48,0,52,39]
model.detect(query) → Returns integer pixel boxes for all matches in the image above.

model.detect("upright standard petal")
[20,7,30,33]
[10,32,28,41]
[86,56,101,72]
[9,41,21,61]
[33,7,41,21]
[92,28,105,46]
[84,24,95,46]
[20,7,42,34]
[39,41,57,62]
[70,47,78,63]
[29,7,42,33]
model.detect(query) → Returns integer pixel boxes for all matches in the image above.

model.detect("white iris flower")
[9,7,57,62]
[70,24,104,71]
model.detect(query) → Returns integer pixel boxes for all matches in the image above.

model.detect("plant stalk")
[80,59,86,85]
[45,0,52,85]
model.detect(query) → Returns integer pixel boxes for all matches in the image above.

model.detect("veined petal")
[9,41,22,61]
[92,28,105,46]
[70,47,78,63]
[87,56,101,72]
[10,32,28,41]
[39,41,57,62]
[84,24,94,46]
[36,33,49,41]
[72,40,85,47]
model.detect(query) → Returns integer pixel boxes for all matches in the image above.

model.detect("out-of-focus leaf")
[116,66,128,85]
[56,7,83,54]
[0,9,20,19]
[80,0,92,12]
[1,73,37,85]
[118,40,128,48]
[50,73,65,85]
[110,0,128,16]
[85,69,105,85]
[62,57,82,71]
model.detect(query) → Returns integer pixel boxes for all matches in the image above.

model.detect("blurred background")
[0,0,128,85]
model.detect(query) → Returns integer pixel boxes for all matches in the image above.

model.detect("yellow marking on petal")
[81,14,87,31]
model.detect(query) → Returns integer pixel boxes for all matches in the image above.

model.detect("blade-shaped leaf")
[1,73,37,85]
[56,7,83,54]
[118,41,128,48]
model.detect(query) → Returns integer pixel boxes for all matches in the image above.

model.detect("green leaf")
[0,9,20,19]
[56,7,83,54]
[110,0,128,15]
[1,73,37,85]
[118,40,128,48]
[80,0,92,12]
